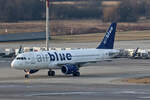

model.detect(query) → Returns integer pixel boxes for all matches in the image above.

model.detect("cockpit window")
[16,57,27,60]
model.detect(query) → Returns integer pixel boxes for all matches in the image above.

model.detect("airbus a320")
[11,23,119,78]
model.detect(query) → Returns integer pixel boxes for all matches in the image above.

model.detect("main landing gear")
[48,69,55,76]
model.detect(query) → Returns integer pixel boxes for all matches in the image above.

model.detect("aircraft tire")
[48,71,55,76]
[25,74,30,78]
[48,71,51,76]
[51,71,55,76]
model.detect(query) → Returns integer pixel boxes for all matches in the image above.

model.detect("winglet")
[96,22,117,49]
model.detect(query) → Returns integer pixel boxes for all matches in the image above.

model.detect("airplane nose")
[11,60,17,68]
[11,60,14,68]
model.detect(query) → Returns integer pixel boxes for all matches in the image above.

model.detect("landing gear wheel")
[48,71,51,76]
[51,71,55,76]
[73,72,80,77]
[48,70,55,76]
[25,74,30,78]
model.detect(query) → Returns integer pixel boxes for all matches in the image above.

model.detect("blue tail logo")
[96,22,117,49]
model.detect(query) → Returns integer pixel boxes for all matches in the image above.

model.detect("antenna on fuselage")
[46,0,50,51]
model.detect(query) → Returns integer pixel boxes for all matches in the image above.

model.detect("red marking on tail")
[47,0,49,7]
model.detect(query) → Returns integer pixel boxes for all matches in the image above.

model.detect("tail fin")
[17,45,24,55]
[96,22,117,49]
[132,47,139,57]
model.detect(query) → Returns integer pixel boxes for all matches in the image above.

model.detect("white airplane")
[11,22,119,78]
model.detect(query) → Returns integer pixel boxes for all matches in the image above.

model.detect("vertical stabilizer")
[97,22,117,49]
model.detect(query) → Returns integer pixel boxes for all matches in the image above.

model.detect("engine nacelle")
[24,69,39,74]
[61,64,78,74]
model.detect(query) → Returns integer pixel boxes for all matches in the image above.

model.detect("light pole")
[46,0,50,51]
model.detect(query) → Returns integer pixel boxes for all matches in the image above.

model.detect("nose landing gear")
[25,71,30,78]
[24,69,39,78]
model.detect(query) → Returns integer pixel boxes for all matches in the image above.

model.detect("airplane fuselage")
[10,22,118,78]
[11,49,118,70]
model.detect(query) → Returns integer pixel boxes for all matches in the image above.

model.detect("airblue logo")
[103,27,113,44]
[48,52,72,61]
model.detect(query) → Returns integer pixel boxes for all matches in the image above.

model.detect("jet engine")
[61,64,78,74]
[24,69,39,74]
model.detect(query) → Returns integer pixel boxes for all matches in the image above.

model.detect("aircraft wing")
[56,59,113,68]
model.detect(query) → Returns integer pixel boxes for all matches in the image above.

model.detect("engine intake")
[61,64,78,74]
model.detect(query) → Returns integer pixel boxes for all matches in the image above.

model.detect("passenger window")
[24,57,26,60]
[23,57,26,60]
[21,57,24,60]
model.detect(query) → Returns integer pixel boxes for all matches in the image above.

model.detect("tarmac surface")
[0,40,150,100]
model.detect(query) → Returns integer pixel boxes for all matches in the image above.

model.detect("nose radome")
[11,60,16,68]
[11,60,14,68]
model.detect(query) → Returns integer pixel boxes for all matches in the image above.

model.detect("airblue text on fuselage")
[48,52,72,61]
[36,52,72,62]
